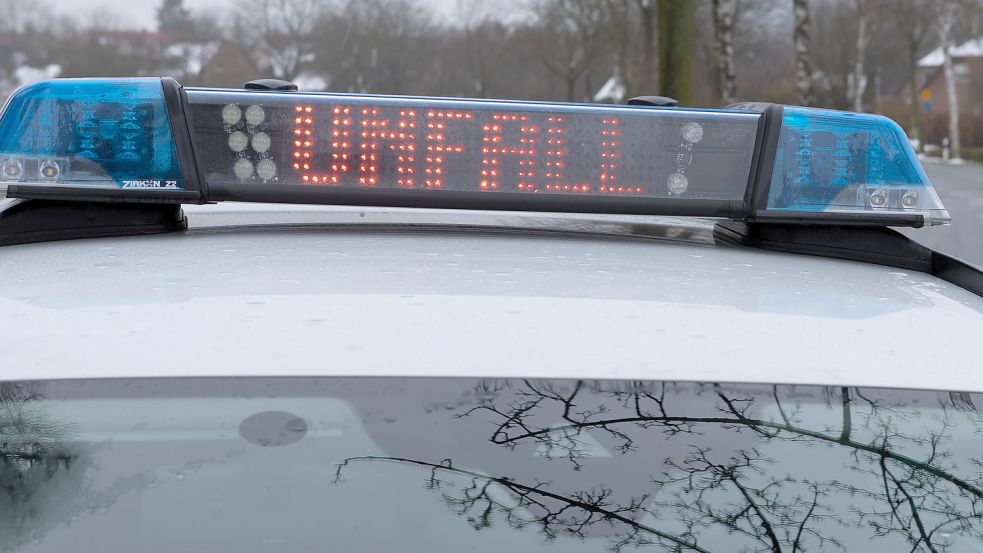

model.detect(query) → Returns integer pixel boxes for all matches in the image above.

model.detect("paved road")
[901,162,983,267]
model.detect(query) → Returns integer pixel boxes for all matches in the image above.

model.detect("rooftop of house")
[919,37,983,68]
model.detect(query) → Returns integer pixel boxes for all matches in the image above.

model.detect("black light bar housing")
[0,77,949,228]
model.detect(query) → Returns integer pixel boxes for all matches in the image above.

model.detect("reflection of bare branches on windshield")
[0,383,75,471]
[334,455,712,553]
[653,448,845,553]
[0,383,91,552]
[836,434,983,551]
[455,380,983,552]
[1,383,244,552]
[459,380,639,468]
[464,381,983,500]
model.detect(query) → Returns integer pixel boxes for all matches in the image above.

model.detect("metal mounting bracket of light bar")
[0,199,186,246]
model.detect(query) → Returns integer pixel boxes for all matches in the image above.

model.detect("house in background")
[918,37,983,115]
[193,41,258,89]
[916,37,983,149]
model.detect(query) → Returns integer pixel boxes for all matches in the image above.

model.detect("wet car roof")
[2,203,982,391]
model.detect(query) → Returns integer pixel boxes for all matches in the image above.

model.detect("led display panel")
[185,90,762,207]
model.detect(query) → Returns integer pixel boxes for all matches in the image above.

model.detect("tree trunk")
[657,0,694,105]
[602,0,633,101]
[635,0,658,96]
[712,0,737,104]
[793,0,815,106]
[939,6,962,160]
[907,41,924,151]
[851,0,869,112]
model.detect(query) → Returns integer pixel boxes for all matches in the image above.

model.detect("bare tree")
[532,0,606,102]
[0,0,50,34]
[636,0,659,96]
[597,0,633,101]
[338,0,441,95]
[712,0,738,104]
[457,0,511,98]
[849,0,871,111]
[793,0,815,106]
[891,0,935,151]
[237,0,327,81]
[157,0,192,35]
[937,1,963,161]
[598,0,657,98]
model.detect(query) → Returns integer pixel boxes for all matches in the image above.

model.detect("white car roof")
[2,202,983,392]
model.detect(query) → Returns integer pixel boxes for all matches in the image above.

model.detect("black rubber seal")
[0,199,186,246]
[933,251,983,298]
[714,220,983,297]
[5,184,200,204]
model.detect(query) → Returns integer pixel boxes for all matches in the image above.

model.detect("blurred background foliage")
[0,0,980,157]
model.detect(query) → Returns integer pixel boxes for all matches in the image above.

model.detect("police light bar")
[0,78,950,227]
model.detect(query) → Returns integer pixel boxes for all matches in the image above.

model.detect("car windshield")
[2,377,981,552]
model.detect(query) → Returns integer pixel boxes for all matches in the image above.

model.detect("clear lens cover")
[766,107,950,225]
[0,78,183,190]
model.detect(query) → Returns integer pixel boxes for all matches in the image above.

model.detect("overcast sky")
[44,0,466,30]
